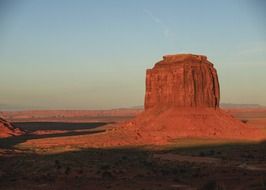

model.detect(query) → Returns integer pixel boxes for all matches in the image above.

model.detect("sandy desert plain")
[0,54,266,190]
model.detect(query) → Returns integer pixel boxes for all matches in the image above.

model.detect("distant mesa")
[220,103,264,108]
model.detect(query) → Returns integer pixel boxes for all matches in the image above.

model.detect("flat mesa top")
[162,54,208,63]
[151,53,213,69]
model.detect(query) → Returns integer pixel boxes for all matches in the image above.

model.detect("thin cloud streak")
[143,8,170,38]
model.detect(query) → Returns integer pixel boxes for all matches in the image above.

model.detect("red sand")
[83,107,266,147]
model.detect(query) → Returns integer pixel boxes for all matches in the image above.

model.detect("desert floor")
[0,109,266,190]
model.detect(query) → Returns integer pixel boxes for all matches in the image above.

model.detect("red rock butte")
[145,54,219,110]
[69,53,265,147]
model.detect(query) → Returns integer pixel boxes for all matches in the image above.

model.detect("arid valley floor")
[0,108,266,190]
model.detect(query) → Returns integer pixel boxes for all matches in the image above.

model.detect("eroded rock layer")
[0,117,23,138]
[145,54,220,110]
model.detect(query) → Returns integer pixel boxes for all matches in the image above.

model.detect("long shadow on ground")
[0,121,266,189]
[0,139,266,190]
[0,122,109,149]
[12,122,110,132]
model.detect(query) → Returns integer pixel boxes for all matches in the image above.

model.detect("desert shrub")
[261,176,266,188]
[199,152,205,156]
[200,180,226,190]
[100,164,110,170]
[54,160,61,169]
[101,171,113,179]
[65,166,71,175]
[209,150,215,155]
[121,155,128,160]
[78,169,83,174]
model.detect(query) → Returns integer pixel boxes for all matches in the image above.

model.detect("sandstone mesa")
[145,54,219,109]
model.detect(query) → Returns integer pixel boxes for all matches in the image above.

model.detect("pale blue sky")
[0,0,265,110]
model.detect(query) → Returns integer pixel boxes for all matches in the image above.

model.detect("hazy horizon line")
[0,103,264,112]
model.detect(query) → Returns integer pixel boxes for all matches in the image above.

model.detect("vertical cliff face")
[145,54,220,110]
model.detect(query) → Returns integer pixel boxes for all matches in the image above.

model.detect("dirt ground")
[0,109,266,190]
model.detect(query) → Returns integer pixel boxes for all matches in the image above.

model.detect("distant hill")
[0,108,143,122]
[0,103,264,113]
[220,103,264,108]
[131,104,265,109]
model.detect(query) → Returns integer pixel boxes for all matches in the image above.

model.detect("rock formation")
[145,54,219,110]
[72,53,264,148]
[0,117,23,138]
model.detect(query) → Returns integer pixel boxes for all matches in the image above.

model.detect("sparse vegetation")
[200,180,226,190]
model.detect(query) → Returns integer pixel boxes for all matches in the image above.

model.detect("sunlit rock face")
[144,54,220,110]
